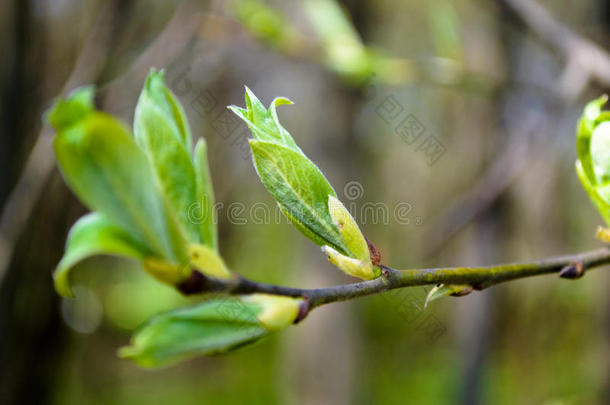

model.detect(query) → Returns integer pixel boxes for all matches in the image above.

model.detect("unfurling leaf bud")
[119,294,306,367]
[188,244,232,279]
[424,284,473,309]
[242,294,305,331]
[575,95,610,225]
[328,195,371,262]
[321,245,377,280]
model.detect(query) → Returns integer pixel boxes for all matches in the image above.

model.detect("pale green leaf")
[576,161,610,225]
[136,68,192,150]
[134,70,200,245]
[119,298,268,367]
[577,95,608,182]
[249,139,348,253]
[52,109,184,261]
[277,203,331,248]
[575,95,610,225]
[591,122,610,184]
[45,86,95,131]
[55,212,152,297]
[193,138,217,249]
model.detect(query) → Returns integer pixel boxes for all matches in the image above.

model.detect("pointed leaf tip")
[45,86,95,132]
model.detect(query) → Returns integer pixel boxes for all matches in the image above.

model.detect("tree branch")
[181,247,610,310]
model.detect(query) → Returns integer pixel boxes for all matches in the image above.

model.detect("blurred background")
[1,0,610,404]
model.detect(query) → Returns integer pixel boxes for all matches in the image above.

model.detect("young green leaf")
[229,87,299,151]
[134,69,201,245]
[51,105,185,261]
[575,95,610,225]
[120,299,266,367]
[120,294,302,367]
[230,89,378,272]
[277,203,333,247]
[575,162,610,225]
[193,138,217,249]
[45,86,95,131]
[55,212,152,297]
[249,139,348,253]
[591,121,610,184]
[577,95,608,182]
[136,68,192,150]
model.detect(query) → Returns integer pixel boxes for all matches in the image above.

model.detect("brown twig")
[180,247,610,309]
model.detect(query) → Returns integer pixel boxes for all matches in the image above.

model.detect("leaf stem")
[188,247,610,309]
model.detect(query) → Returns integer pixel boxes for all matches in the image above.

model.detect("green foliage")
[575,95,610,225]
[134,69,201,246]
[52,93,184,261]
[54,213,151,297]
[228,88,299,150]
[47,71,315,367]
[45,85,95,131]
[119,298,268,367]
[249,140,346,253]
[230,88,376,278]
[47,70,218,295]
[193,138,218,250]
[119,294,302,367]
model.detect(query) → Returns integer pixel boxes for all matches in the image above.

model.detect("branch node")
[294,297,310,324]
[558,261,585,279]
[380,264,399,280]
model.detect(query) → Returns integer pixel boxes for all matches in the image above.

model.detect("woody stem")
[182,247,610,309]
